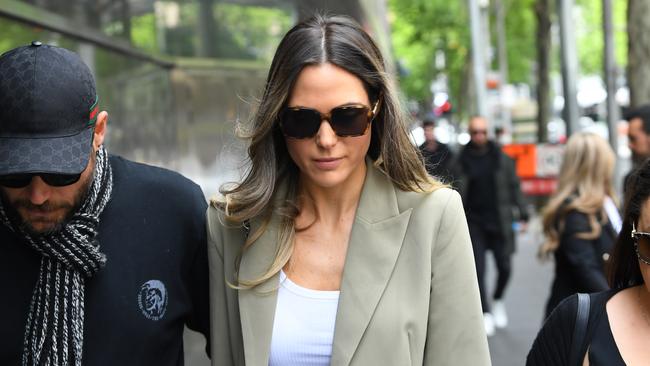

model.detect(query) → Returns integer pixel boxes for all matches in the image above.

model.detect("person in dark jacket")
[527,156,650,366]
[0,43,209,365]
[418,118,454,182]
[453,115,529,336]
[626,104,650,165]
[623,105,650,192]
[539,132,620,319]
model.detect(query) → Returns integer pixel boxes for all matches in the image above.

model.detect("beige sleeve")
[206,206,245,366]
[423,190,492,365]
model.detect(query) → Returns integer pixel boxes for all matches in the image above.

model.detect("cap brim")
[0,127,93,176]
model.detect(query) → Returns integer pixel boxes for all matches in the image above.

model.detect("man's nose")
[25,176,52,205]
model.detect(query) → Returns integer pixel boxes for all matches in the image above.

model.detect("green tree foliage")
[214,3,292,61]
[0,18,44,52]
[502,0,537,84]
[130,13,159,54]
[100,2,291,61]
[389,0,469,105]
[574,0,627,75]
[389,0,625,108]
[389,0,538,109]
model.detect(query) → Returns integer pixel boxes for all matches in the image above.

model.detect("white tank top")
[268,271,340,366]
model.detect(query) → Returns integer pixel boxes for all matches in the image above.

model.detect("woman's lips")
[313,157,342,170]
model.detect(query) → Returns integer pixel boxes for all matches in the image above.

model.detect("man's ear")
[93,111,108,151]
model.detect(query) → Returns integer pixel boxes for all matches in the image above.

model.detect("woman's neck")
[296,165,366,227]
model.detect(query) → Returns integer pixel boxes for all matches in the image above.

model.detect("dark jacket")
[0,156,210,365]
[453,141,528,255]
[545,209,616,317]
[527,289,621,366]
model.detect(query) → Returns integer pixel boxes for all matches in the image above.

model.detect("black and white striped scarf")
[0,146,113,366]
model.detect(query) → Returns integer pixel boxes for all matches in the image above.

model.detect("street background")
[1,0,642,365]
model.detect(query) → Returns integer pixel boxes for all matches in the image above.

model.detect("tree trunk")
[120,0,132,42]
[535,0,551,143]
[197,0,218,58]
[627,0,650,108]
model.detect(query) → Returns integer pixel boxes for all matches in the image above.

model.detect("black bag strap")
[569,293,591,366]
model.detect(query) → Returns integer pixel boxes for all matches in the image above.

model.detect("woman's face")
[284,63,372,190]
[637,198,650,290]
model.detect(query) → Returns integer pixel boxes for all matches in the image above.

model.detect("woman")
[527,158,650,365]
[207,14,490,366]
[539,132,620,318]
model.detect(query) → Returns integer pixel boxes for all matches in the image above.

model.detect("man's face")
[469,117,489,147]
[628,118,650,163]
[423,125,435,143]
[0,154,95,235]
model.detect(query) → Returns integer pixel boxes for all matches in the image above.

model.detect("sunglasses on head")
[280,100,380,139]
[0,173,82,188]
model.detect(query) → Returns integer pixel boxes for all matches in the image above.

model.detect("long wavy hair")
[540,132,617,258]
[608,159,650,288]
[212,14,440,289]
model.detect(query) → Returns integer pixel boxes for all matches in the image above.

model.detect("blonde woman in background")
[540,132,621,318]
[206,14,490,366]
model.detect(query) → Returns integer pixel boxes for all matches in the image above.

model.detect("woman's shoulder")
[527,290,619,365]
[395,186,460,213]
[558,207,594,234]
[543,290,619,337]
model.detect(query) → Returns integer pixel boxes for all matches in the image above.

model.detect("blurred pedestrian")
[207,14,490,366]
[624,105,650,191]
[454,115,529,336]
[0,43,210,365]
[626,105,650,165]
[418,117,454,182]
[539,132,620,318]
[527,157,650,366]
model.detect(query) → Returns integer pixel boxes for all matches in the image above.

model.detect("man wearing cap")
[0,43,210,365]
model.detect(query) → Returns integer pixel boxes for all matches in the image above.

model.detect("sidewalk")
[487,216,553,366]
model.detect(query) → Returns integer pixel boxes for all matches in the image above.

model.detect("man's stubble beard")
[0,169,94,237]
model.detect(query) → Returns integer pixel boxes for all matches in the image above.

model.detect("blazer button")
[602,253,610,261]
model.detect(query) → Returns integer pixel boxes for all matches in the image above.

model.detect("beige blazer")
[207,162,491,365]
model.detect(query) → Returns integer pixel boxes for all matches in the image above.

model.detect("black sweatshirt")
[0,156,210,365]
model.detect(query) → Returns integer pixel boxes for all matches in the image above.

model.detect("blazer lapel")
[330,162,412,366]
[238,215,281,366]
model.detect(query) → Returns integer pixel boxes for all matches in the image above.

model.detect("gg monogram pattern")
[0,43,96,175]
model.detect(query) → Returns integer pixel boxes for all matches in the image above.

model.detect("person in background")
[207,14,490,366]
[0,43,210,365]
[624,105,650,191]
[626,105,650,165]
[527,157,650,366]
[418,117,454,182]
[539,132,620,319]
[454,115,529,336]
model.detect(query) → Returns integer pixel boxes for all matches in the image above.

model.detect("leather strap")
[569,293,591,366]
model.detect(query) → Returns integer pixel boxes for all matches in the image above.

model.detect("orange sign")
[502,143,536,178]
[503,143,565,196]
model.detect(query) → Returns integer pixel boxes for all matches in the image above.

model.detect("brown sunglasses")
[280,100,380,139]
